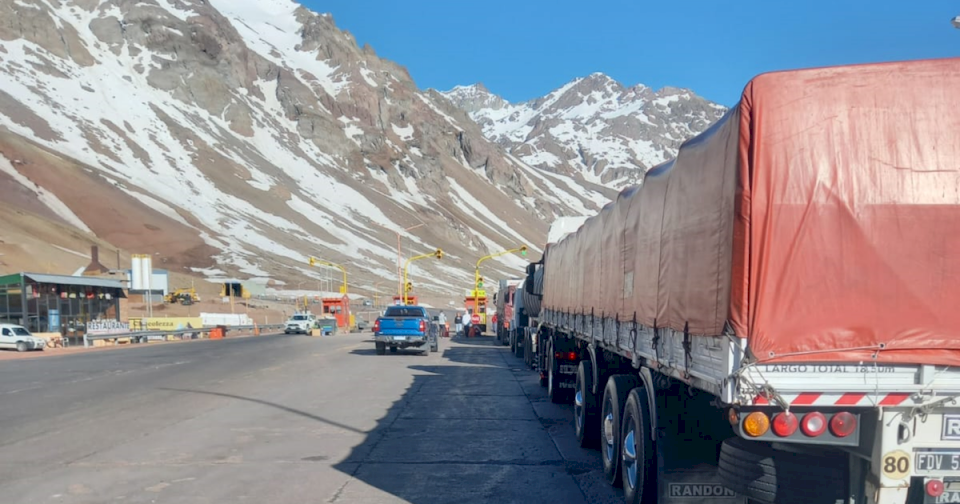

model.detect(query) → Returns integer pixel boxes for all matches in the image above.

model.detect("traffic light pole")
[474,245,528,296]
[402,249,443,305]
[308,257,348,296]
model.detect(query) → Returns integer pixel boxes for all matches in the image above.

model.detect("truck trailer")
[495,277,522,347]
[522,57,960,504]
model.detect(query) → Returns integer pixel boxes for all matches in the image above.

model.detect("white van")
[0,324,46,352]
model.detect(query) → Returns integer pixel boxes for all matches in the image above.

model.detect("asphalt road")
[0,332,620,504]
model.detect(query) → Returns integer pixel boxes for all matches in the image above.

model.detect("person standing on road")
[462,311,471,338]
[438,312,448,338]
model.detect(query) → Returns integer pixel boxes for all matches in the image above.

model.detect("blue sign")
[48,310,61,331]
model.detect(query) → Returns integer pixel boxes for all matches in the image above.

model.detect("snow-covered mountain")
[0,0,619,297]
[441,74,727,188]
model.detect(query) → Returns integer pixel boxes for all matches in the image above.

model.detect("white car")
[0,324,46,352]
[284,313,316,334]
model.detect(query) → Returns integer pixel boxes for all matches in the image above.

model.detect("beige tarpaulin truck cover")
[542,57,960,366]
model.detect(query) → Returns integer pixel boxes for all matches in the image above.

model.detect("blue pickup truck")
[373,305,438,355]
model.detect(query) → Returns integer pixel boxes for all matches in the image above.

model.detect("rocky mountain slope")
[441,75,727,188]
[0,0,622,298]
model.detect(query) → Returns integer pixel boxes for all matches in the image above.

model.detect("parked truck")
[521,58,960,504]
[494,277,522,347]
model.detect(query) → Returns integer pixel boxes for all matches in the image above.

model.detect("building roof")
[0,272,126,290]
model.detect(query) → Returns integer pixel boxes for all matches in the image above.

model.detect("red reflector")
[554,351,562,359]
[927,479,945,498]
[771,413,798,437]
[566,352,578,361]
[829,412,857,438]
[800,412,827,437]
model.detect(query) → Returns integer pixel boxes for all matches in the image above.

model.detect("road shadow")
[158,387,366,435]
[448,335,500,347]
[349,348,432,357]
[331,340,596,504]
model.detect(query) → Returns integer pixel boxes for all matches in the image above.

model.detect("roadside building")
[0,272,126,345]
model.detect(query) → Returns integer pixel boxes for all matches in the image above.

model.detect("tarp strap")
[649,315,657,361]
[682,321,692,379]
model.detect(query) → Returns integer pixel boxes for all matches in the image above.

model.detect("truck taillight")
[927,479,945,498]
[743,412,770,437]
[554,351,578,361]
[800,412,827,437]
[829,412,857,438]
[373,320,380,332]
[419,320,426,332]
[771,412,798,437]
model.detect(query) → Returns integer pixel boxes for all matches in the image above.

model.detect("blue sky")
[305,2,960,106]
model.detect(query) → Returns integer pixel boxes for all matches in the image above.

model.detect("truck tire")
[375,342,386,355]
[575,360,599,448]
[514,331,524,358]
[509,330,517,354]
[718,436,847,504]
[601,374,639,487]
[621,388,656,504]
[390,346,398,353]
[501,328,509,346]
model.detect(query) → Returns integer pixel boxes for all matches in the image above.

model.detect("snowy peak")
[441,74,727,189]
[441,83,508,114]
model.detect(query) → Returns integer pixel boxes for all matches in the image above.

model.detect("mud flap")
[661,464,746,504]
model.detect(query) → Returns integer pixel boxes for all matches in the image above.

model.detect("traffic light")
[435,248,443,259]
[405,281,413,293]
[309,256,316,267]
[477,277,484,289]
[520,245,527,257]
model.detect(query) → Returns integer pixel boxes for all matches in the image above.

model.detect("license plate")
[916,452,960,475]
[559,364,578,375]
[394,319,403,326]
[560,381,576,389]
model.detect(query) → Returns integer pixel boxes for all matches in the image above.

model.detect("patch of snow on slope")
[0,153,92,232]
[446,176,529,246]
[208,0,348,98]
[359,67,378,87]
[391,123,414,141]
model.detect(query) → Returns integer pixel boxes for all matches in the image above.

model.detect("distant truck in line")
[494,277,522,347]
[517,58,960,504]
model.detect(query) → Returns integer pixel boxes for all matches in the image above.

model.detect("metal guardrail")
[82,324,287,348]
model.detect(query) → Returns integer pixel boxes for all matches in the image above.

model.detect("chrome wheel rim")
[622,424,638,490]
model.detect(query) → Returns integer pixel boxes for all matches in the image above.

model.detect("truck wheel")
[390,346,398,353]
[718,436,847,504]
[601,374,639,487]
[509,330,517,353]
[575,360,599,448]
[514,332,524,358]
[375,342,386,355]
[621,388,656,504]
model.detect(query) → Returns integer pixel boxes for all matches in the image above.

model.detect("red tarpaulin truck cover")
[541,57,960,366]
